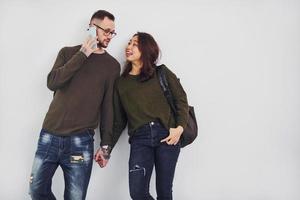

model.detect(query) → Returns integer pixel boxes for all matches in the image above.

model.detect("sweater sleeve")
[111,79,128,150]
[47,47,87,91]
[99,66,121,147]
[164,66,189,129]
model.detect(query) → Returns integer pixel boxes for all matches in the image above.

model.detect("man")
[29,10,120,200]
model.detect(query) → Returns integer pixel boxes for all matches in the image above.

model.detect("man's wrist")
[101,145,112,160]
[80,47,90,57]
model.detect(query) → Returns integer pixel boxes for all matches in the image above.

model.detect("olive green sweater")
[42,45,120,145]
[109,65,188,148]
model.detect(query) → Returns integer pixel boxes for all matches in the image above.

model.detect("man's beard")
[98,40,108,48]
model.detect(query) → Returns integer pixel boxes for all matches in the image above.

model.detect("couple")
[29,9,189,200]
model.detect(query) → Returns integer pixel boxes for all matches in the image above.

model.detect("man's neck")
[94,47,106,54]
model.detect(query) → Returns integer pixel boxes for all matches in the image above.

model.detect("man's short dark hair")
[90,10,115,21]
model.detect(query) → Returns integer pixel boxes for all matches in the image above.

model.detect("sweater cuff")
[176,119,187,130]
[77,50,88,59]
[100,139,113,147]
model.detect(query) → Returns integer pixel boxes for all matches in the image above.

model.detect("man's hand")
[94,146,111,168]
[80,37,99,57]
[160,126,184,145]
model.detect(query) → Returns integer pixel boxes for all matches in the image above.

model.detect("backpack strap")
[156,64,177,115]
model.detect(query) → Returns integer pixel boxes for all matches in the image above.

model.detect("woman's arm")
[164,66,189,129]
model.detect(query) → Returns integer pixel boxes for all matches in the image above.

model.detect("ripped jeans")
[29,129,94,200]
[128,121,180,200]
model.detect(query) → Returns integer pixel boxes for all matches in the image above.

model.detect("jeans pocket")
[36,131,53,158]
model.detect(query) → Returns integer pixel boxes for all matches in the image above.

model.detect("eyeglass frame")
[90,23,117,38]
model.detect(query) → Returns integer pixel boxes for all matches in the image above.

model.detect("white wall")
[0,0,300,199]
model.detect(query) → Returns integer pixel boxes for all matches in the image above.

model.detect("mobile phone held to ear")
[87,26,97,38]
[87,26,97,49]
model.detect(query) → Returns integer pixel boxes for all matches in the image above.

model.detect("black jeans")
[128,121,180,200]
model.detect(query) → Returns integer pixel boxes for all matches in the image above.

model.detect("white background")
[0,0,300,199]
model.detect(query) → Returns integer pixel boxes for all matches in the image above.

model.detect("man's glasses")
[92,23,117,38]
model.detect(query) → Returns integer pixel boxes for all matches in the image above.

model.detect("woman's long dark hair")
[122,32,160,82]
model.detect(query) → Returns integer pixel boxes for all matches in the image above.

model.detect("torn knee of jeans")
[29,174,34,184]
[29,156,43,185]
[69,188,83,199]
[129,165,146,176]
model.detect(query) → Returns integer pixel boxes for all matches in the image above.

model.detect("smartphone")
[87,26,97,38]
[87,26,97,49]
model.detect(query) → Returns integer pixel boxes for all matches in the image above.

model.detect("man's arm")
[47,38,98,91]
[95,77,128,167]
[95,67,121,167]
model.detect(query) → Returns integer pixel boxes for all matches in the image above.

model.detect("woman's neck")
[129,62,142,75]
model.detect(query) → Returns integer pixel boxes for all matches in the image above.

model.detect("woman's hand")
[160,126,184,145]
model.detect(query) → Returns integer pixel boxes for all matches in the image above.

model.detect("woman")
[110,32,189,200]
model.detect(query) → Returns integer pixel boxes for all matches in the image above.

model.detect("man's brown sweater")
[42,45,120,145]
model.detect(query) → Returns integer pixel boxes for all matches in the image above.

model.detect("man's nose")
[107,34,113,39]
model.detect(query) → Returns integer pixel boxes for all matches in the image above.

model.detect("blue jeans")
[29,129,94,200]
[128,121,180,200]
